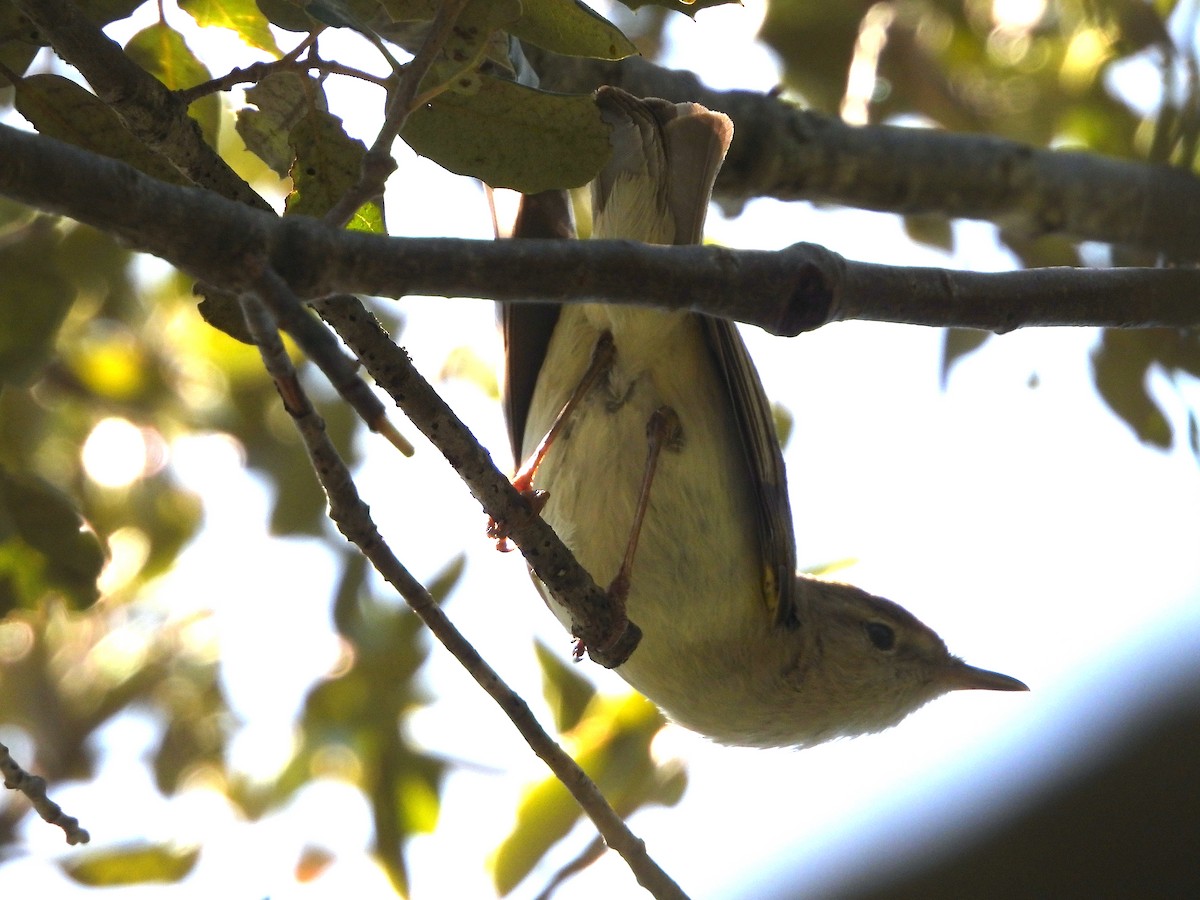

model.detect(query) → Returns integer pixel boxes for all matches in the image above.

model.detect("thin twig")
[176,56,390,106]
[250,267,413,455]
[323,0,472,228]
[1,741,90,845]
[239,289,684,900]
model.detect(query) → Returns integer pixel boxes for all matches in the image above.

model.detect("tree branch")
[526,49,1200,262]
[1,741,90,845]
[12,0,269,211]
[1,123,1196,333]
[237,292,679,899]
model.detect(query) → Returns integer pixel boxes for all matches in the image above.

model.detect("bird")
[501,86,1026,749]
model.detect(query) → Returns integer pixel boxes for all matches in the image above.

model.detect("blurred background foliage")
[0,0,1196,894]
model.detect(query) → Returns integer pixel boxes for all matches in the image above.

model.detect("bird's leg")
[489,332,616,550]
[572,405,682,660]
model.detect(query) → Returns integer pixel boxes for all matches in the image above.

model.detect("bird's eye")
[865,622,896,652]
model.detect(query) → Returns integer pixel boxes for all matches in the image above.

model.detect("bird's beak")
[945,661,1030,692]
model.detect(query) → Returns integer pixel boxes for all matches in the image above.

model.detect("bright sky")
[4,2,1200,899]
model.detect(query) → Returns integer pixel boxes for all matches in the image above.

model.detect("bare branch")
[238,294,679,899]
[526,49,1200,262]
[1,124,1196,334]
[1,741,90,845]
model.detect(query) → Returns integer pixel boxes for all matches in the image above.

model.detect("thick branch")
[1,124,1197,332]
[528,50,1200,262]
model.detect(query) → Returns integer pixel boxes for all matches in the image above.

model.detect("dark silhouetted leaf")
[255,0,322,32]
[402,75,609,192]
[0,466,106,613]
[0,219,74,387]
[237,71,327,177]
[14,75,182,183]
[904,212,954,252]
[285,109,385,231]
[510,0,637,60]
[616,0,734,15]
[1091,330,1173,448]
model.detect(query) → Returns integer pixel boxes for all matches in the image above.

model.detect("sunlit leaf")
[125,23,222,146]
[439,345,499,398]
[61,843,199,886]
[491,694,681,895]
[402,75,610,192]
[179,0,282,55]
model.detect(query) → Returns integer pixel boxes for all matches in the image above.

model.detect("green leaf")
[0,465,106,613]
[615,0,735,15]
[237,71,328,177]
[509,0,637,60]
[179,0,282,55]
[1091,330,1173,448]
[491,694,681,895]
[0,219,75,387]
[534,639,596,732]
[14,74,183,184]
[903,212,954,252]
[0,7,39,85]
[420,0,522,92]
[284,109,385,231]
[402,76,610,192]
[940,328,991,389]
[61,843,199,886]
[124,23,221,146]
[771,400,793,451]
[255,0,322,32]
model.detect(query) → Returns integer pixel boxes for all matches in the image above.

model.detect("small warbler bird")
[502,87,1026,749]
